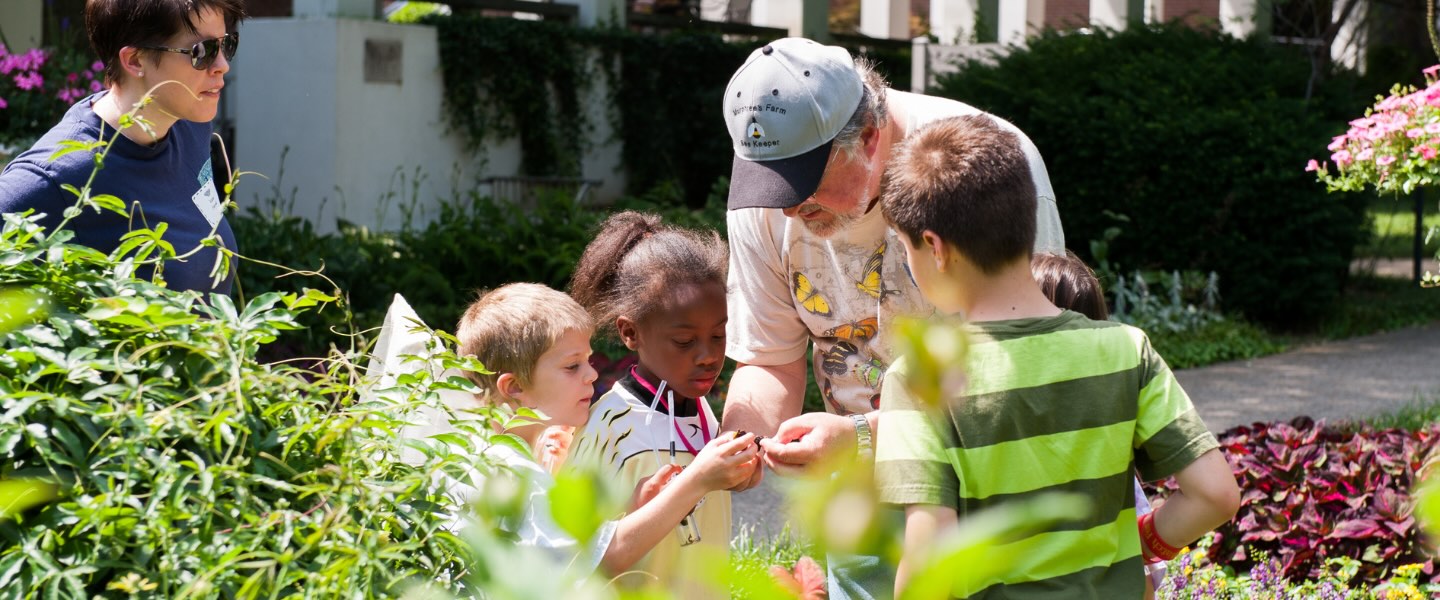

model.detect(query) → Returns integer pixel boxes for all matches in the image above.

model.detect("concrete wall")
[231,17,624,233]
[0,0,44,52]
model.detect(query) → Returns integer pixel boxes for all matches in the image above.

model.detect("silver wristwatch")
[851,413,874,460]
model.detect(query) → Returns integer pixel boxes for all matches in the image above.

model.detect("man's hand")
[722,360,808,491]
[760,412,857,476]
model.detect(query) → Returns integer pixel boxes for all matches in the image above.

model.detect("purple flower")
[91,60,104,73]
[89,80,102,93]
[14,71,43,91]
[19,48,46,71]
[0,97,7,110]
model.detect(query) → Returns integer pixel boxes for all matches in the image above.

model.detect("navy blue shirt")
[0,93,236,294]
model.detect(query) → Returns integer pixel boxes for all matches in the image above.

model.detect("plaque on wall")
[364,39,403,84]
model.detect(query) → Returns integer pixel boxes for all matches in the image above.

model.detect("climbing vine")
[426,14,910,205]
[427,16,596,176]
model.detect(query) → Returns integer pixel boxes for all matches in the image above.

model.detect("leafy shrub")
[0,211,496,596]
[1148,318,1286,370]
[932,24,1372,327]
[1152,417,1440,586]
[234,179,729,355]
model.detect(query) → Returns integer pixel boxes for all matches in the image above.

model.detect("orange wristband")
[1138,513,1181,562]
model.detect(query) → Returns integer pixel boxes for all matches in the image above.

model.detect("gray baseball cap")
[723,38,864,210]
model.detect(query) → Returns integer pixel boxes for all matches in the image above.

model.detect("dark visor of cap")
[726,140,835,210]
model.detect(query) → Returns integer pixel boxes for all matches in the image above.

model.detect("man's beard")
[795,196,871,238]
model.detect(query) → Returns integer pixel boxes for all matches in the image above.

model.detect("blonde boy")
[453,283,758,580]
[875,117,1241,598]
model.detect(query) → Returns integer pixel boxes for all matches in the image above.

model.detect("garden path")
[732,320,1440,538]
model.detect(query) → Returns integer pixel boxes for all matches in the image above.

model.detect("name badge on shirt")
[192,178,223,229]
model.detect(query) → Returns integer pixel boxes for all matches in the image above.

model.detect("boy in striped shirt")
[876,115,1241,599]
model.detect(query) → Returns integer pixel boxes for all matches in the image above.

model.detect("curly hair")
[568,211,728,336]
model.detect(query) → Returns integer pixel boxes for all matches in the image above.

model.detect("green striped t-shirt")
[875,310,1218,599]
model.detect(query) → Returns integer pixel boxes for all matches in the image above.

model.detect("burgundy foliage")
[1152,416,1440,584]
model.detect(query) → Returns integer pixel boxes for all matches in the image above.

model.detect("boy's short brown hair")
[881,115,1036,274]
[455,283,593,404]
[86,0,248,85]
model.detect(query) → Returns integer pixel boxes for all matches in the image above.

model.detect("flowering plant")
[1309,65,1440,196]
[0,42,104,149]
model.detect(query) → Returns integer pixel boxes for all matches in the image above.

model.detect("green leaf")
[0,479,59,520]
[47,139,105,163]
[88,194,127,216]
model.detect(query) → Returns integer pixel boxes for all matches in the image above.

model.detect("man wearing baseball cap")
[721,34,1065,512]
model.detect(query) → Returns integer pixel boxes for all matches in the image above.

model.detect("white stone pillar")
[749,0,801,35]
[0,0,42,52]
[929,0,977,45]
[1142,0,1164,23]
[997,0,1030,44]
[1219,0,1259,37]
[1331,0,1367,72]
[1028,0,1046,33]
[1090,0,1128,29]
[860,0,910,39]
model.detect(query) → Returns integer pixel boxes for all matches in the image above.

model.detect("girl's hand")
[687,432,760,492]
[631,463,683,511]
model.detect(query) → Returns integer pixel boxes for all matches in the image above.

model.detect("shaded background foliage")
[931,24,1373,327]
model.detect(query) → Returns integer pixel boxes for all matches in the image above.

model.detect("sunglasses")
[139,32,238,70]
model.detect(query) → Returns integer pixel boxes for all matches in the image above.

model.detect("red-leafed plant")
[1153,416,1440,585]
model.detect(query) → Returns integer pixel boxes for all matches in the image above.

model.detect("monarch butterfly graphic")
[823,317,879,342]
[855,242,901,300]
[792,271,832,317]
[821,340,859,376]
[854,357,884,389]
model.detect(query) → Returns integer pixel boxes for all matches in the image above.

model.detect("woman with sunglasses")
[0,0,245,294]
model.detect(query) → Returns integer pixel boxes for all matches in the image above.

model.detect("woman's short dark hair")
[86,0,247,84]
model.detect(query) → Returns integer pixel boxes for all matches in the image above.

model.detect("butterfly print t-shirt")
[725,91,1066,416]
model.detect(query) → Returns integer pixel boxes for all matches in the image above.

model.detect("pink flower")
[1427,123,1440,134]
[1418,145,1438,160]
[89,81,102,93]
[65,72,78,84]
[0,97,7,110]
[769,556,826,600]
[1377,155,1397,166]
[56,87,85,103]
[1409,128,1425,138]
[1328,135,1348,151]
[1332,150,1352,165]
[1306,159,1321,172]
[1425,65,1440,79]
[13,71,43,91]
[91,60,104,73]
[19,48,45,71]
[1357,148,1374,161]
